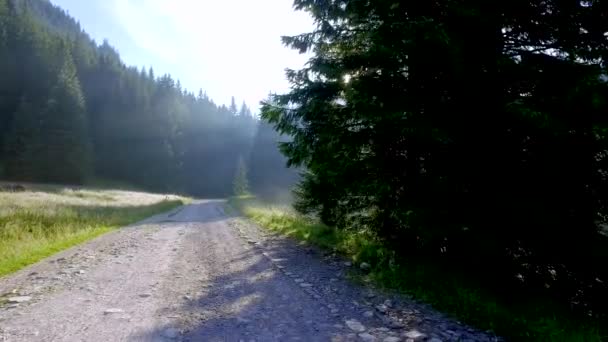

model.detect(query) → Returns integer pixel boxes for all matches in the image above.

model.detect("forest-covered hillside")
[0,0,296,196]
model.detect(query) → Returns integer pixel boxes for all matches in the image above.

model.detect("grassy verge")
[0,184,187,277]
[229,196,604,341]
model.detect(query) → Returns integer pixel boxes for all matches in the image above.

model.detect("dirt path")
[0,201,499,342]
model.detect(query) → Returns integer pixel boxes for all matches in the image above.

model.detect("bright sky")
[50,0,314,111]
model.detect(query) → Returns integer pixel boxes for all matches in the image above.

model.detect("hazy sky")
[50,0,313,111]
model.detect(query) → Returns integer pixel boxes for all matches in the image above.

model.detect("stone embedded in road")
[359,332,377,341]
[383,337,401,342]
[236,317,251,325]
[7,296,31,303]
[403,330,427,341]
[376,304,388,313]
[162,328,180,339]
[103,308,124,315]
[388,320,405,329]
[345,319,366,332]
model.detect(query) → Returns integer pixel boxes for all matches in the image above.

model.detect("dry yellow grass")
[0,183,187,276]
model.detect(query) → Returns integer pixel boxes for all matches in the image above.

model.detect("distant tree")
[238,101,250,117]
[229,96,238,116]
[3,96,40,180]
[39,46,90,183]
[233,156,250,196]
[248,121,299,200]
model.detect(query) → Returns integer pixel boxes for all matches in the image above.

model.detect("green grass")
[229,196,605,342]
[0,184,187,277]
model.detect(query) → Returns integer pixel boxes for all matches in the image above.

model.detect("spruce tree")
[229,96,238,116]
[40,44,90,183]
[261,0,608,318]
[3,96,41,181]
[233,156,250,196]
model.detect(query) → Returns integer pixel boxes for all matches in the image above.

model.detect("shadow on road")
[132,219,353,342]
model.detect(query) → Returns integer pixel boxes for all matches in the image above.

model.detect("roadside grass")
[229,196,605,341]
[0,184,187,277]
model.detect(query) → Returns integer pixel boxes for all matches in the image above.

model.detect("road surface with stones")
[0,200,500,342]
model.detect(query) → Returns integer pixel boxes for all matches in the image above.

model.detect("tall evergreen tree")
[39,45,90,183]
[233,156,250,196]
[3,97,40,180]
[238,101,249,117]
[262,0,608,317]
[229,96,238,116]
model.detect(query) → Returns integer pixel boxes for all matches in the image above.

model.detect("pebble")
[344,261,353,267]
[103,308,124,314]
[162,328,180,339]
[376,304,388,313]
[403,330,427,341]
[383,337,401,342]
[359,262,371,271]
[345,319,366,332]
[359,333,377,341]
[236,317,251,325]
[7,296,31,303]
[428,338,443,342]
[299,283,313,288]
[363,311,374,318]
[139,293,152,298]
[384,300,393,308]
[389,321,405,329]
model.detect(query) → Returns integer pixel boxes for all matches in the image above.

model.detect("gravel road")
[0,200,500,342]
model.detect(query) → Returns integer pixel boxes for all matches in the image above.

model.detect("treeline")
[263,0,608,323]
[0,0,296,196]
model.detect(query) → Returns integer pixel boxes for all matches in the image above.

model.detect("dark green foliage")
[0,0,287,196]
[262,0,608,332]
[39,49,91,183]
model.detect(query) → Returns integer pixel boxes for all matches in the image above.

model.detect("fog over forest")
[0,0,298,197]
